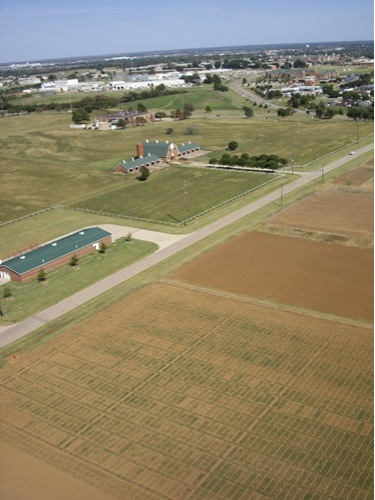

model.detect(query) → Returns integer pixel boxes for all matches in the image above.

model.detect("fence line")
[2,134,367,230]
[0,175,283,229]
[0,205,62,228]
[302,134,373,169]
[66,174,283,227]
[181,174,283,225]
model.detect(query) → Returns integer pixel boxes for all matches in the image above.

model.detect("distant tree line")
[1,85,187,115]
[203,74,228,92]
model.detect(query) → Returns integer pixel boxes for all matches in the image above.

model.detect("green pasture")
[0,86,372,226]
[9,85,246,114]
[71,167,274,223]
[0,237,157,323]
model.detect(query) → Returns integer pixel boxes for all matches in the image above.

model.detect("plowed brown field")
[266,188,373,244]
[0,283,373,499]
[172,232,373,321]
[333,165,373,186]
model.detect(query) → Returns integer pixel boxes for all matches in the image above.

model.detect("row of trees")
[209,153,288,170]
[1,85,187,115]
[274,94,373,121]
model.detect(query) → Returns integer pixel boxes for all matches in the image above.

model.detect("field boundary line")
[0,205,62,228]
[163,279,374,329]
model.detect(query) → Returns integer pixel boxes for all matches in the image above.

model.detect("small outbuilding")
[0,227,112,283]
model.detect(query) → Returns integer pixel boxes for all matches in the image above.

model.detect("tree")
[166,127,174,134]
[72,108,90,124]
[117,118,126,129]
[37,268,47,282]
[3,286,12,299]
[205,105,212,113]
[277,107,295,117]
[69,254,79,267]
[138,165,150,181]
[98,242,107,254]
[228,141,238,151]
[293,59,308,68]
[183,103,194,118]
[137,102,147,113]
[243,106,254,118]
[185,125,198,135]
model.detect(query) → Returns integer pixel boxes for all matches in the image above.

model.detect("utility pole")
[291,140,295,174]
[183,180,188,225]
[356,120,359,144]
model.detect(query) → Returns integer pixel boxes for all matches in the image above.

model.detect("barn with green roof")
[113,140,200,173]
[0,227,112,283]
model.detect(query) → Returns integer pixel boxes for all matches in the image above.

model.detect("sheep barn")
[113,140,200,173]
[0,227,112,283]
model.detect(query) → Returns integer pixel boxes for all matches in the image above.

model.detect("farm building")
[113,154,161,173]
[0,227,112,283]
[91,110,154,130]
[114,140,200,174]
[137,140,200,161]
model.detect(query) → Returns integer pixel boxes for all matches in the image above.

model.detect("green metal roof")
[178,141,199,153]
[143,141,171,157]
[1,227,111,276]
[142,141,200,157]
[119,154,160,169]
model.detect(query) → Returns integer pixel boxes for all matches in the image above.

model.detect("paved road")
[230,80,306,114]
[0,143,372,347]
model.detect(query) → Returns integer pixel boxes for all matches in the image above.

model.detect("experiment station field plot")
[70,167,274,224]
[172,232,373,321]
[265,159,373,247]
[265,187,373,247]
[0,283,372,499]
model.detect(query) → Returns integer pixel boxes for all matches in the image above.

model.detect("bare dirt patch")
[0,282,372,499]
[333,166,373,187]
[0,440,115,500]
[265,188,373,247]
[172,232,373,321]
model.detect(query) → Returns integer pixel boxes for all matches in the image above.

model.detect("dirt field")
[0,282,373,499]
[172,231,373,321]
[265,187,373,247]
[333,164,373,187]
[265,161,373,248]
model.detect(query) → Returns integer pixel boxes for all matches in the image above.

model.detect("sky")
[0,0,373,63]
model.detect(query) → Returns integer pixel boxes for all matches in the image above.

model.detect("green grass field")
[1,88,372,225]
[71,166,275,223]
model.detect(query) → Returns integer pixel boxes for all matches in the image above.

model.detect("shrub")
[69,254,79,267]
[37,268,47,282]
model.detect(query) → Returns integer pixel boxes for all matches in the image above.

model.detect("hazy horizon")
[0,0,373,64]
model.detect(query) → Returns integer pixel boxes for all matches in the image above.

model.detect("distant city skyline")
[0,0,373,64]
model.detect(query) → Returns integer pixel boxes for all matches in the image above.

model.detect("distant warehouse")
[0,227,112,283]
